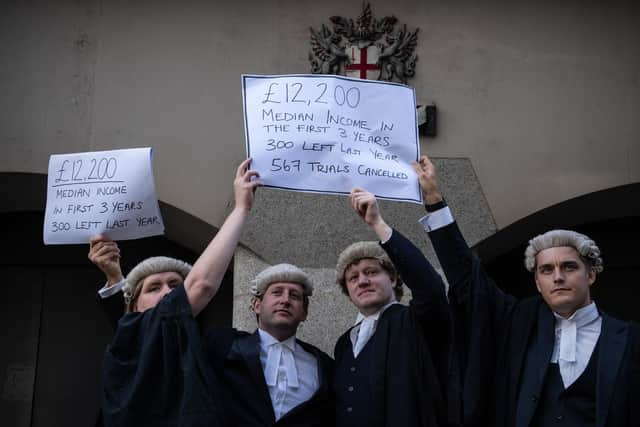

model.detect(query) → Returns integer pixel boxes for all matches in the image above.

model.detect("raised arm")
[412,155,513,305]
[349,187,392,242]
[412,155,475,287]
[414,154,516,426]
[184,158,262,316]
[88,235,126,329]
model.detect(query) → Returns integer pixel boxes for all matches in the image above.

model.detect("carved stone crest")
[309,3,419,84]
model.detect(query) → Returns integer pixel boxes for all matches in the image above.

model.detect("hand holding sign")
[44,147,165,244]
[88,234,124,285]
[349,188,393,242]
[242,74,422,203]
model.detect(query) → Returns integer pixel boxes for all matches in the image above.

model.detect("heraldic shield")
[309,3,419,84]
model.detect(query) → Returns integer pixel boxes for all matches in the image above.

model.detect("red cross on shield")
[345,45,380,80]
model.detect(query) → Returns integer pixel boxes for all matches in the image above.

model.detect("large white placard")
[43,147,165,244]
[242,74,422,203]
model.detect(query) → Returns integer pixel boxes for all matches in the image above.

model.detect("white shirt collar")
[257,328,297,352]
[552,301,599,326]
[354,300,399,325]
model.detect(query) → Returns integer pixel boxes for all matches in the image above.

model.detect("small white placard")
[242,74,422,203]
[43,147,165,244]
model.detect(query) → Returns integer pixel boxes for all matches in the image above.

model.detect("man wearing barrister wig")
[94,158,263,427]
[332,188,451,427]
[414,154,640,427]
[202,263,334,427]
[91,159,334,427]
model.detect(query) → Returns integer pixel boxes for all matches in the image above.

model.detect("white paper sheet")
[43,147,165,244]
[242,74,422,203]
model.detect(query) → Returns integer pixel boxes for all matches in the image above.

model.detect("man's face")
[252,282,308,340]
[134,271,183,312]
[345,258,396,316]
[534,246,596,318]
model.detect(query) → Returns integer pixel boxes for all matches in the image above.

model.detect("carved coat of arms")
[309,3,419,84]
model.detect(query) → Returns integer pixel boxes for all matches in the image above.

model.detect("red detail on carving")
[345,47,379,79]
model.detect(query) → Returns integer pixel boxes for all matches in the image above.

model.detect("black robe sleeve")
[429,221,517,427]
[101,284,226,427]
[381,228,450,379]
[379,229,451,427]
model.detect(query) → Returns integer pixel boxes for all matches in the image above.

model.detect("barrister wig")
[335,241,404,299]
[250,263,314,298]
[123,256,192,312]
[524,229,604,273]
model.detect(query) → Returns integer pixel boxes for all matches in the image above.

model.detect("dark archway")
[0,172,233,427]
[473,183,640,322]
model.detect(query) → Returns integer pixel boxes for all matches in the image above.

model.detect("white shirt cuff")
[418,206,455,232]
[98,279,125,299]
[379,229,392,245]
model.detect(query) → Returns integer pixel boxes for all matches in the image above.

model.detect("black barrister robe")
[334,229,451,427]
[429,220,640,427]
[203,328,335,427]
[101,284,227,427]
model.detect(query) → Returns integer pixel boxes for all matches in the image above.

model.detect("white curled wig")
[250,263,314,298]
[524,229,603,273]
[123,256,192,312]
[335,241,404,300]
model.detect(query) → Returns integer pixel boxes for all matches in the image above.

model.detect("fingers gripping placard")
[43,147,165,244]
[242,74,422,203]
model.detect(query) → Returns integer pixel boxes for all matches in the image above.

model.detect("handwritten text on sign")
[43,147,165,244]
[242,74,422,203]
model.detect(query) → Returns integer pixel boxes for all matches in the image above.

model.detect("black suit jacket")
[334,228,451,427]
[429,220,640,427]
[204,328,335,427]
